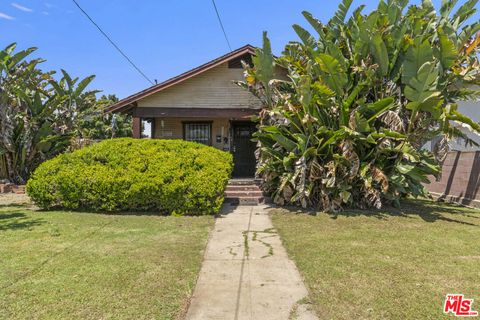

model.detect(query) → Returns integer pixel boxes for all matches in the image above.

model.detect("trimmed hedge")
[26,138,233,215]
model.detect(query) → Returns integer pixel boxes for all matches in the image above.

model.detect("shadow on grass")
[2,198,223,218]
[280,199,479,227]
[0,212,44,231]
[34,207,215,218]
[0,203,32,209]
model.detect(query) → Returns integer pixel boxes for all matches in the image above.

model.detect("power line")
[71,0,154,86]
[211,0,232,51]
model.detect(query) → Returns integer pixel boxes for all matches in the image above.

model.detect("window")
[183,122,212,145]
[141,118,155,138]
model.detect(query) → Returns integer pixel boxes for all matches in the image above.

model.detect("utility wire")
[71,0,154,86]
[211,0,232,51]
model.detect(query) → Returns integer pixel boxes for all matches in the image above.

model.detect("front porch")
[106,45,263,179]
[131,110,258,178]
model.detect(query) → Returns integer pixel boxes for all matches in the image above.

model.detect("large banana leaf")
[315,53,347,96]
[239,0,480,211]
[371,34,389,76]
[404,62,440,104]
[437,29,457,69]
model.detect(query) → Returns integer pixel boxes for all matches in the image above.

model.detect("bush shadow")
[0,211,45,231]
[218,203,240,216]
[0,203,32,209]
[33,207,220,218]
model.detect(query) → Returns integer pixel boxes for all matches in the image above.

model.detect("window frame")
[182,121,213,146]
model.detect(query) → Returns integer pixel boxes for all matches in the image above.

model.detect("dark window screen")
[184,123,211,145]
[228,54,253,68]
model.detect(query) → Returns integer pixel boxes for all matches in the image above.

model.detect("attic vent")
[228,53,253,69]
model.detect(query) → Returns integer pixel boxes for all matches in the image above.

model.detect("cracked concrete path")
[186,204,317,320]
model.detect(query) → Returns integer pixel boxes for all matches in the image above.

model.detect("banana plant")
[240,0,480,211]
[0,44,99,183]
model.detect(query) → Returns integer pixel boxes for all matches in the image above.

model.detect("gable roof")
[106,44,256,113]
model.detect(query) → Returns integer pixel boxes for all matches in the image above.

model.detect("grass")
[271,199,480,320]
[0,202,214,320]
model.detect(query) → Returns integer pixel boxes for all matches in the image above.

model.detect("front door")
[231,122,256,177]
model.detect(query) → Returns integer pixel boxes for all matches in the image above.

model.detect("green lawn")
[0,202,214,320]
[271,199,480,320]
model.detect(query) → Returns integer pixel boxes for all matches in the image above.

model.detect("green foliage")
[0,44,73,184]
[0,44,130,183]
[241,0,480,211]
[75,94,132,141]
[26,138,233,215]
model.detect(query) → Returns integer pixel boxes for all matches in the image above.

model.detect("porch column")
[132,117,141,138]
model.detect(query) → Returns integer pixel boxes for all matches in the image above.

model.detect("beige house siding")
[138,62,261,109]
[154,118,231,150]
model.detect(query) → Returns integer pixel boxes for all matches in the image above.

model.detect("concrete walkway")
[186,204,317,320]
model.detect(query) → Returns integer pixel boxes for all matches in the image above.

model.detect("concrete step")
[225,179,268,206]
[225,190,264,197]
[225,185,261,192]
[224,196,266,205]
[228,179,261,186]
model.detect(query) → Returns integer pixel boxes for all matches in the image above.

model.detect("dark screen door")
[231,122,257,177]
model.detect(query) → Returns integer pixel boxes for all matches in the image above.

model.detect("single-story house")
[107,45,262,178]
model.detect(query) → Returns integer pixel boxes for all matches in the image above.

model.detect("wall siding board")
[138,62,261,109]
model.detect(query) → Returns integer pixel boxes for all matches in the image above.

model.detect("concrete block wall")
[427,151,480,207]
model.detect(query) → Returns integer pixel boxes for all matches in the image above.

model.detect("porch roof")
[133,107,259,119]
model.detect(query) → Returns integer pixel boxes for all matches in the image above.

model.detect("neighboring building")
[107,45,261,178]
[428,100,480,207]
[449,100,480,151]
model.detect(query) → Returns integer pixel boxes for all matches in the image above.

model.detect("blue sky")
[0,0,466,98]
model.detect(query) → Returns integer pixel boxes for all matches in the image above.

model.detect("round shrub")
[26,138,233,215]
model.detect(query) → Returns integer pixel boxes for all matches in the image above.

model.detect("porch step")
[227,178,261,186]
[225,196,267,206]
[225,185,261,192]
[225,190,264,197]
[224,179,269,205]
